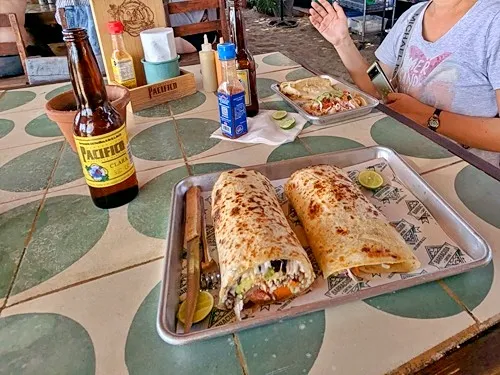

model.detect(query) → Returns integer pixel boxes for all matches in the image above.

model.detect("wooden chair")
[164,0,230,42]
[0,13,28,76]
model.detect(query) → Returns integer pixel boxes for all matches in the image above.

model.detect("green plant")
[252,0,277,15]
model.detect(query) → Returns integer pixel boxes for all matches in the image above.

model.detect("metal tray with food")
[270,75,379,125]
[157,146,491,345]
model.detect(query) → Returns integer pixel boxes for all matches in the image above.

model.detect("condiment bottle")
[63,28,139,209]
[217,42,248,139]
[229,0,259,117]
[107,21,137,89]
[215,37,224,86]
[199,34,218,93]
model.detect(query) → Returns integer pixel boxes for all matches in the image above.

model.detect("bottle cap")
[201,34,213,52]
[107,21,124,35]
[217,43,236,61]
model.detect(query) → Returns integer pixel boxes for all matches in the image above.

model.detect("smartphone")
[367,61,395,100]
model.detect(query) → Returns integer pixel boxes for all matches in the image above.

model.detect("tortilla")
[212,168,315,317]
[284,164,420,279]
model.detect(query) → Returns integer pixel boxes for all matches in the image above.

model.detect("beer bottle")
[63,28,138,209]
[229,0,259,117]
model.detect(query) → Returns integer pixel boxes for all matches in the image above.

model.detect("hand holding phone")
[367,61,395,101]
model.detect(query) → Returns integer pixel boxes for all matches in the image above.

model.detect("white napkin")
[140,27,177,62]
[210,110,307,146]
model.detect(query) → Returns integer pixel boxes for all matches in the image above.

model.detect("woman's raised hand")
[309,0,350,47]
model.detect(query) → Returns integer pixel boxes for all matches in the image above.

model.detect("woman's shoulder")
[391,1,428,31]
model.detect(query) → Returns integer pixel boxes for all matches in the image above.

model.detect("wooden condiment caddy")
[89,0,196,112]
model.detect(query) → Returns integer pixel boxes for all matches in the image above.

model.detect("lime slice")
[177,291,214,325]
[358,170,384,190]
[277,117,296,130]
[272,110,288,120]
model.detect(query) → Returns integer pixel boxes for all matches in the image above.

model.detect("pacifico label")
[74,124,135,188]
[236,69,251,106]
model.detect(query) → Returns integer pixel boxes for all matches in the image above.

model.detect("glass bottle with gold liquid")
[108,21,137,89]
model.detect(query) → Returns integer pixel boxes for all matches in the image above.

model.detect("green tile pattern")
[169,91,207,116]
[257,78,279,99]
[259,100,297,113]
[262,53,298,67]
[371,117,452,159]
[0,141,63,192]
[11,195,109,295]
[50,144,83,187]
[45,84,73,101]
[0,119,14,139]
[238,311,325,375]
[267,139,310,163]
[455,165,500,229]
[176,118,221,158]
[302,135,365,154]
[130,120,183,161]
[363,282,463,318]
[0,313,95,374]
[136,104,171,118]
[125,283,243,375]
[0,91,36,112]
[191,162,240,175]
[128,166,189,239]
[285,68,316,81]
[0,200,40,298]
[25,114,62,138]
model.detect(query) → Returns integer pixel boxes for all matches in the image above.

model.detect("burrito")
[284,165,420,279]
[211,168,315,318]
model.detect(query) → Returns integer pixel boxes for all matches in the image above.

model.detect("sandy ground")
[245,8,380,83]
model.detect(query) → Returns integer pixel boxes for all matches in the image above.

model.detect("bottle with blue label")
[217,43,248,139]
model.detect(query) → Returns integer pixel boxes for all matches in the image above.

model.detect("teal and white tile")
[174,109,256,162]
[423,162,499,323]
[7,162,187,305]
[1,259,243,375]
[0,140,63,204]
[0,194,45,307]
[255,52,301,75]
[0,108,63,151]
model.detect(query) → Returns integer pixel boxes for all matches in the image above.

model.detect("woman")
[310,0,500,160]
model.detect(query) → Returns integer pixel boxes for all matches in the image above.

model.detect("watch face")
[428,116,440,129]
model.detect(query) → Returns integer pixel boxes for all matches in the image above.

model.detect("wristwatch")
[427,109,442,131]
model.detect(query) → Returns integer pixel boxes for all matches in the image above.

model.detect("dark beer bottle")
[63,28,138,209]
[229,0,259,117]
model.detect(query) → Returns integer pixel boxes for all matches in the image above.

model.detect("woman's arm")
[310,0,384,97]
[387,92,500,152]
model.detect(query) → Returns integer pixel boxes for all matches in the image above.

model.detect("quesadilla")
[279,77,368,116]
[284,165,420,279]
[212,169,315,318]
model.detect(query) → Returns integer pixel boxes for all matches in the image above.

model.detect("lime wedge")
[358,170,384,190]
[177,291,214,325]
[277,117,296,130]
[272,110,288,120]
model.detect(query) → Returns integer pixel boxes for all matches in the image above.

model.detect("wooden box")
[89,0,196,112]
[129,69,196,112]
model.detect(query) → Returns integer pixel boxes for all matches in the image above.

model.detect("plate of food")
[157,146,491,345]
[271,75,379,125]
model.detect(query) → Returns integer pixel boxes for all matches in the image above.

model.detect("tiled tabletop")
[0,52,498,375]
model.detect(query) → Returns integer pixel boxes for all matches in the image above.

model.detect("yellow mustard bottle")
[108,21,137,89]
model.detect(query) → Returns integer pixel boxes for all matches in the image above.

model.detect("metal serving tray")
[270,75,379,125]
[157,146,491,345]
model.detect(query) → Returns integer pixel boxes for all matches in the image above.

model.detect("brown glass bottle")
[63,28,138,209]
[229,0,259,117]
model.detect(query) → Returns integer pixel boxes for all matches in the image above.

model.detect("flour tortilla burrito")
[212,168,315,318]
[284,165,420,279]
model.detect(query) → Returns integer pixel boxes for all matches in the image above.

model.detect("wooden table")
[0,52,499,375]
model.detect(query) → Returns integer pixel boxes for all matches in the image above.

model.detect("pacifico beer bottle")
[63,28,138,209]
[229,0,259,117]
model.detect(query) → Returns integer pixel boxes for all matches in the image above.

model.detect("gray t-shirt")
[376,0,500,118]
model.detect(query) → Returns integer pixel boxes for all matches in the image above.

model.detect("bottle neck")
[65,34,108,109]
[229,2,247,51]
[221,59,238,83]
[111,33,126,53]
